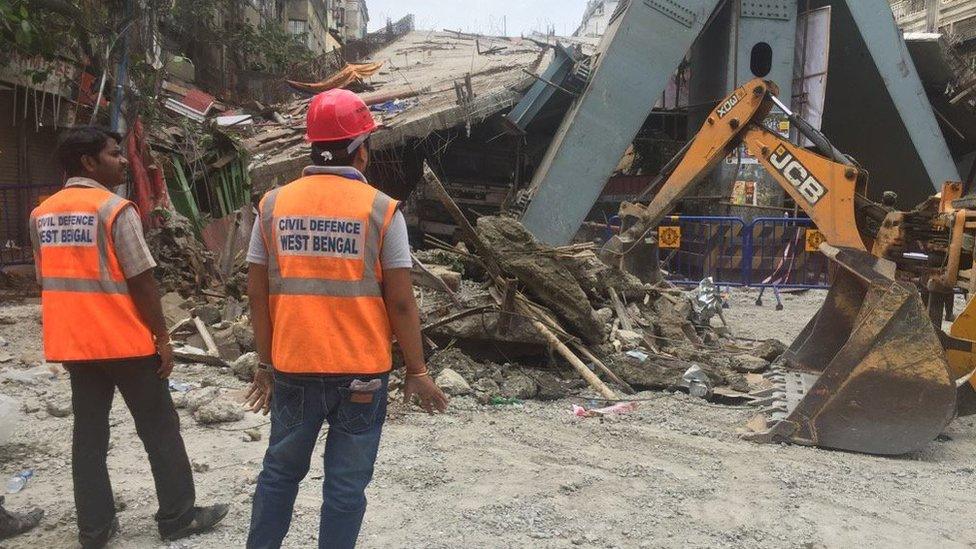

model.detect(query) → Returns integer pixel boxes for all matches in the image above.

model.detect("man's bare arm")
[383,268,448,413]
[248,263,273,365]
[126,269,173,377]
[245,262,274,414]
[383,269,426,373]
[127,270,168,339]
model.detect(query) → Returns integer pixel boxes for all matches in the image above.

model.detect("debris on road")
[193,398,245,425]
[435,368,472,397]
[43,400,72,419]
[571,402,639,418]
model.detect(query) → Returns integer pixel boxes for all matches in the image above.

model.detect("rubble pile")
[146,211,221,294]
[411,167,784,402]
[415,226,783,401]
[425,348,585,403]
[142,167,784,411]
[161,290,254,367]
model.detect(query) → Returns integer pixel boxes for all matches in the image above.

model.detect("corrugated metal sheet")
[0,87,64,265]
[0,90,20,187]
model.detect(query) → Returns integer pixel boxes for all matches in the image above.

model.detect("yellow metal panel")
[658,226,681,249]
[949,297,976,388]
[805,229,825,252]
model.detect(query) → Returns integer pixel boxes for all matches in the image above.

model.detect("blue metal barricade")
[659,216,748,286]
[747,217,830,288]
[656,215,830,289]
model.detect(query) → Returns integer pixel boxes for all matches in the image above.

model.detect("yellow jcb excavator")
[604,78,976,455]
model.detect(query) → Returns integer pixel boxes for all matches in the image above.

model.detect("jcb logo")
[716,92,742,119]
[768,145,827,205]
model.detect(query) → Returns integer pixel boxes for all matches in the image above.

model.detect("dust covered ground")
[1,288,975,548]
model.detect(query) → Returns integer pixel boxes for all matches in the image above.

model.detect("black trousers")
[66,355,195,545]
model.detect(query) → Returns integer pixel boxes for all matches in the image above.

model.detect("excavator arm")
[741,126,865,249]
[607,77,958,455]
[606,78,875,257]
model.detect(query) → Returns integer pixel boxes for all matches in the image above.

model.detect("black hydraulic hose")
[788,109,853,167]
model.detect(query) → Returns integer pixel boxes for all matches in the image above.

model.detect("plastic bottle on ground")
[6,470,34,494]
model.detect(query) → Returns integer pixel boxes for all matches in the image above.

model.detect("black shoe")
[79,517,118,549]
[0,496,43,540]
[161,504,229,541]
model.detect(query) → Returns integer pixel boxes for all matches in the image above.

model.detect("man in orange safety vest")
[30,127,228,548]
[244,89,449,548]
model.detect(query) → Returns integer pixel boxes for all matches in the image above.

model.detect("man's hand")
[245,369,273,415]
[156,337,174,379]
[403,374,449,414]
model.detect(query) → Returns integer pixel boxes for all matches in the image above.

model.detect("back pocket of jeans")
[272,377,304,429]
[335,387,380,434]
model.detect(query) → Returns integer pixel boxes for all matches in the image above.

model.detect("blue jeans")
[247,372,389,549]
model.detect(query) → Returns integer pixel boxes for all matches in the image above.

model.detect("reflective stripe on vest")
[260,187,393,297]
[40,277,128,294]
[37,193,130,294]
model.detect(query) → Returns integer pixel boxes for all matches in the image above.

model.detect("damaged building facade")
[7,0,976,284]
[247,30,599,239]
[0,59,100,268]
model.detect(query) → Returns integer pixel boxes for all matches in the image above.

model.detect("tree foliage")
[0,0,120,69]
[166,0,314,75]
[1,0,314,117]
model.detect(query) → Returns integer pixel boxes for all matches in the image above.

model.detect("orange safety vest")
[30,187,156,362]
[259,174,399,375]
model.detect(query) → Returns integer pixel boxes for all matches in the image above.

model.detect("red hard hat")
[305,89,377,142]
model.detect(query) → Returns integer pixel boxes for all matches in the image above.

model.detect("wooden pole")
[422,163,498,273]
[571,342,636,395]
[496,278,518,334]
[521,304,617,400]
[608,287,634,331]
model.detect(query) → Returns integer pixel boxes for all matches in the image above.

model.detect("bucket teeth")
[750,367,804,419]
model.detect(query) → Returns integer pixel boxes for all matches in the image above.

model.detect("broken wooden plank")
[571,342,636,395]
[608,287,634,332]
[411,252,462,306]
[242,128,297,149]
[173,349,228,367]
[161,80,191,97]
[642,332,663,356]
[193,316,220,357]
[168,317,194,336]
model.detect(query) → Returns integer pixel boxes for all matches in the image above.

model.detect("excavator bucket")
[744,245,957,455]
